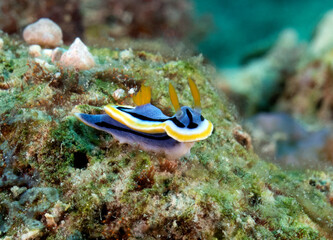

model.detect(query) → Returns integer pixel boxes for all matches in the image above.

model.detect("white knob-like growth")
[23,18,63,48]
[59,38,95,70]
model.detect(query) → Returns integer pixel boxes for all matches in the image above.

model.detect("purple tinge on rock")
[250,113,307,141]
[248,112,331,169]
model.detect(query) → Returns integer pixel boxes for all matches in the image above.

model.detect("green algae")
[90,47,119,63]
[0,32,332,239]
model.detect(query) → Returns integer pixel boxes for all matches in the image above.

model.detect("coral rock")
[233,126,252,150]
[42,49,53,58]
[44,213,57,228]
[112,89,125,100]
[28,45,42,57]
[23,18,63,48]
[21,229,41,240]
[51,47,65,62]
[10,186,27,198]
[120,48,134,61]
[221,29,302,116]
[59,38,95,70]
[0,37,3,50]
[34,58,55,71]
[128,88,135,95]
[311,10,333,55]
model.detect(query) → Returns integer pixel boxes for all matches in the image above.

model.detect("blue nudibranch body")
[75,78,213,159]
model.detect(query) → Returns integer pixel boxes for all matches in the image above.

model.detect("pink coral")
[59,38,95,70]
[23,18,63,48]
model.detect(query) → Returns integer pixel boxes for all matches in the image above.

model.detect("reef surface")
[0,32,333,239]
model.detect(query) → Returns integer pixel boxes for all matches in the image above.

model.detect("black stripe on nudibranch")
[117,106,135,110]
[117,106,186,128]
[117,106,169,122]
[122,111,169,122]
[186,109,198,129]
[170,117,186,128]
[95,121,172,140]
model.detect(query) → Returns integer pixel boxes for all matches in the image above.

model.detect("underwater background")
[1,0,333,239]
[194,0,333,66]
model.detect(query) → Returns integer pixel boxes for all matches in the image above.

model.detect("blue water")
[193,0,333,67]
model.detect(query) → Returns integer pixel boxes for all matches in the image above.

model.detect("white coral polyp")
[59,38,95,70]
[23,18,63,48]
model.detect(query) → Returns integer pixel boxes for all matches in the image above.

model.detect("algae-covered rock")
[0,32,333,239]
[0,38,3,50]
[311,10,333,56]
[220,29,304,116]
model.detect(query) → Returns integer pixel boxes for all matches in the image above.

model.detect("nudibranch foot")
[75,113,194,159]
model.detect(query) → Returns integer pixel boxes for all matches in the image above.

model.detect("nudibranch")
[75,78,213,159]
